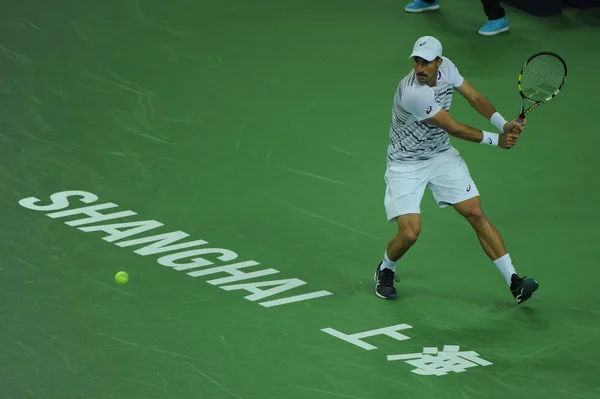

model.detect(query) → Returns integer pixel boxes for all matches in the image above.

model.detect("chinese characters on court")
[321,324,492,376]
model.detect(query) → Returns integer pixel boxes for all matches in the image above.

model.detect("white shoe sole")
[478,26,509,36]
[405,5,440,13]
[374,271,398,299]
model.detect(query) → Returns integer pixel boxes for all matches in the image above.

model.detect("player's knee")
[464,207,486,224]
[399,228,419,246]
[395,214,421,246]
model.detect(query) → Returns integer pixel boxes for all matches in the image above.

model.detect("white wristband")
[490,112,507,132]
[481,131,499,146]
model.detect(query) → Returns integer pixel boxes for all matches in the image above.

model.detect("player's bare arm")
[427,108,519,149]
[455,79,497,120]
[456,79,526,134]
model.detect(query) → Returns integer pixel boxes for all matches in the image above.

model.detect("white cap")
[409,36,443,61]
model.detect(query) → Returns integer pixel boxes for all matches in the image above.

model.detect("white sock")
[493,253,516,286]
[380,251,396,272]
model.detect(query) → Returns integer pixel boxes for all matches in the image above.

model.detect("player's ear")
[436,57,443,67]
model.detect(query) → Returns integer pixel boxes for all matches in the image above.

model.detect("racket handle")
[508,114,526,150]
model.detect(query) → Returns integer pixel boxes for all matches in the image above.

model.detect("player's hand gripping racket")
[516,51,567,124]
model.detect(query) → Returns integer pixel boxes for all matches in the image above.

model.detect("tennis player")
[375,35,539,304]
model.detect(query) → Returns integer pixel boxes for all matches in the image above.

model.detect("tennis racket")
[516,51,567,124]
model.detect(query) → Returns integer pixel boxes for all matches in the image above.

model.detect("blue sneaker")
[510,273,539,304]
[478,16,509,36]
[405,0,440,13]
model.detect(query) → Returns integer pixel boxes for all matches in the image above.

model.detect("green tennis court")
[3,1,600,398]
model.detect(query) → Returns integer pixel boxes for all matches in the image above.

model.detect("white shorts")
[384,147,480,221]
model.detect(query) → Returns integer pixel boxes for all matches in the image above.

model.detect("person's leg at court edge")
[403,0,510,36]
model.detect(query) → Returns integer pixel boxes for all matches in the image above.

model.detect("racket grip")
[507,114,526,150]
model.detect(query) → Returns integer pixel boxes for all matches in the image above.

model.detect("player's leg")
[377,162,427,299]
[428,148,501,260]
[478,0,509,36]
[428,148,538,303]
[452,196,511,265]
[375,213,421,299]
[452,196,538,303]
[405,0,440,13]
[387,213,421,264]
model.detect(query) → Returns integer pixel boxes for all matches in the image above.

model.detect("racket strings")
[520,55,566,101]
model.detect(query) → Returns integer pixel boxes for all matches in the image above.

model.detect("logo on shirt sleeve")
[425,106,432,114]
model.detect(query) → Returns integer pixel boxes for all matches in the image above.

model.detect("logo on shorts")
[426,106,432,114]
[466,185,471,192]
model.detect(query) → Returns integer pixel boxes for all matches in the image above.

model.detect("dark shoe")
[374,262,398,299]
[510,273,539,304]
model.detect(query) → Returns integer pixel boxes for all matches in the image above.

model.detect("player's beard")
[417,73,429,83]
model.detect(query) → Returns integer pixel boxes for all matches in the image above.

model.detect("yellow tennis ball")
[114,271,129,285]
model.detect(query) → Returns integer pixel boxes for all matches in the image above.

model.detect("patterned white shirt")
[386,56,464,163]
